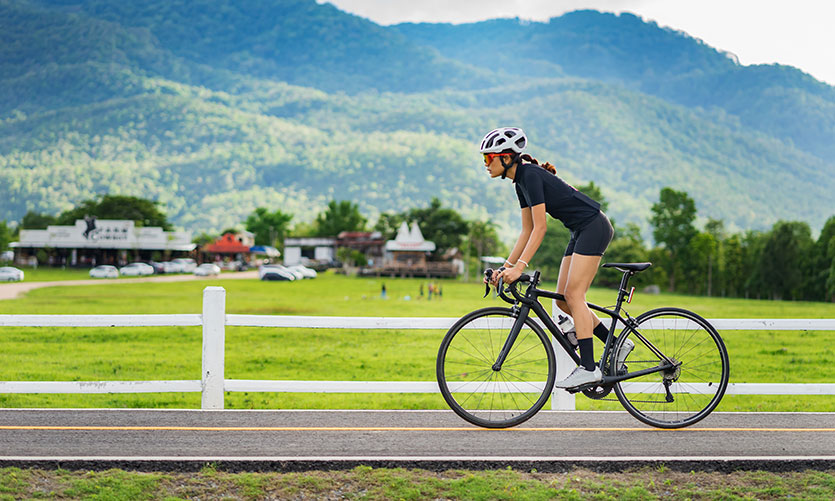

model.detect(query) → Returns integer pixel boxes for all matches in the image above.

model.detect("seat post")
[615,270,634,309]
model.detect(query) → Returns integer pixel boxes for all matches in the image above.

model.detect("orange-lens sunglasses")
[483,153,511,165]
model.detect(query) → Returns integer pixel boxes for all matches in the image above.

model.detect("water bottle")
[558,315,579,349]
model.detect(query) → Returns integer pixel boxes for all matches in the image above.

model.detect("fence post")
[201,286,226,410]
[551,300,576,410]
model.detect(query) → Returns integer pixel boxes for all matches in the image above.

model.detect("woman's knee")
[563,286,586,306]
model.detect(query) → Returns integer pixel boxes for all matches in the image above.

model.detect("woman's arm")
[517,203,547,269]
[497,204,547,283]
[504,207,533,266]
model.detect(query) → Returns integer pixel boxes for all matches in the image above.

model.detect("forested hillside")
[1,0,833,237]
[394,11,835,161]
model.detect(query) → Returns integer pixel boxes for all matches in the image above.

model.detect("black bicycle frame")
[492,270,677,385]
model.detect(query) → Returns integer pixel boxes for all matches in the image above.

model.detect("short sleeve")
[523,168,546,207]
[515,184,529,209]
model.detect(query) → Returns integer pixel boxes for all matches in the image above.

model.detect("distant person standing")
[381,283,387,299]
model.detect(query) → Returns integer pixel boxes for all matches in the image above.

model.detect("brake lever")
[482,267,505,298]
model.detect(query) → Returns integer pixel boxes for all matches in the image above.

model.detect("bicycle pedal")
[565,382,596,394]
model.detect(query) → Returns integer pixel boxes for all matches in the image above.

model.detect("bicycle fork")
[491,306,530,371]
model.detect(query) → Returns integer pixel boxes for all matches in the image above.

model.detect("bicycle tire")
[612,307,730,428]
[436,307,556,428]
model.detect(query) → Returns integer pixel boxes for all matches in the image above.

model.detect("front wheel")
[437,307,556,428]
[613,307,730,428]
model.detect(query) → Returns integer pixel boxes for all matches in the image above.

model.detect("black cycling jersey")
[513,163,602,231]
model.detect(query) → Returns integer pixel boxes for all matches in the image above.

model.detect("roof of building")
[203,233,250,254]
[385,222,436,252]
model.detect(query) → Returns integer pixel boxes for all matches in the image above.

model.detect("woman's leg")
[554,252,605,386]
[556,254,605,332]
[563,253,603,341]
[555,255,572,315]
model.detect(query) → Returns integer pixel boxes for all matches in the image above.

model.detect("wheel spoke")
[438,310,555,428]
[614,310,728,429]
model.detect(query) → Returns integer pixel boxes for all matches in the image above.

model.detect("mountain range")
[1,0,833,238]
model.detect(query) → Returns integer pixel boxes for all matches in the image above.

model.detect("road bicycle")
[436,263,730,429]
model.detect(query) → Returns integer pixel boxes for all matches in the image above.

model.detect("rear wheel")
[437,307,556,428]
[613,307,729,428]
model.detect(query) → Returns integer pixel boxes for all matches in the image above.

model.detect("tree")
[759,221,813,300]
[467,220,501,261]
[374,212,407,240]
[685,232,718,295]
[21,211,57,229]
[405,198,470,259]
[807,215,835,300]
[245,208,293,247]
[57,195,172,229]
[314,200,367,237]
[650,187,697,291]
[826,236,835,302]
[0,221,11,252]
[192,232,219,247]
[721,233,745,297]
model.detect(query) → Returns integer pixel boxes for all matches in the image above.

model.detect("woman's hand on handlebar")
[494,265,523,286]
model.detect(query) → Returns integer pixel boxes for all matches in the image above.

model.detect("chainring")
[582,383,614,399]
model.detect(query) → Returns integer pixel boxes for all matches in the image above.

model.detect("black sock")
[593,322,609,343]
[578,338,595,371]
[592,322,618,343]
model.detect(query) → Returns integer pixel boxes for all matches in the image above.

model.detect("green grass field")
[0,271,833,410]
[1,466,833,500]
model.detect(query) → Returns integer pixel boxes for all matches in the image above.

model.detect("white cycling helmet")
[479,127,527,154]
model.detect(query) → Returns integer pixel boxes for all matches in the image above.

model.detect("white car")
[194,263,221,276]
[288,265,317,279]
[259,265,296,281]
[171,258,197,273]
[89,265,119,279]
[119,262,155,276]
[0,266,24,282]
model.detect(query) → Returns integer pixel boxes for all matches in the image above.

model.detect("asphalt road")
[1,409,833,471]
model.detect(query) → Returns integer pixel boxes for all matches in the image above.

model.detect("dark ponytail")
[521,153,557,175]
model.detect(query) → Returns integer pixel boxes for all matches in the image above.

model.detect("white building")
[283,237,336,266]
[11,219,194,267]
[384,222,436,266]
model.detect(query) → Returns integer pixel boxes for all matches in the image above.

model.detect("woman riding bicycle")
[482,126,632,389]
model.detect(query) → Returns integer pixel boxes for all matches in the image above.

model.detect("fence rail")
[1,286,833,410]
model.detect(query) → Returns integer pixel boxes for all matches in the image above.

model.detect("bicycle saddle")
[602,262,652,273]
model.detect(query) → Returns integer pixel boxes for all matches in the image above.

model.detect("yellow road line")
[0,426,833,432]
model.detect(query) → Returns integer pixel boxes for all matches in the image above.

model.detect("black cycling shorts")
[563,211,614,257]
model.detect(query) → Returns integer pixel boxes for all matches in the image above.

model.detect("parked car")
[222,260,249,272]
[148,261,167,274]
[170,258,197,273]
[89,265,119,279]
[0,250,13,262]
[194,263,221,277]
[119,262,155,276]
[287,264,317,279]
[259,265,296,281]
[0,266,24,282]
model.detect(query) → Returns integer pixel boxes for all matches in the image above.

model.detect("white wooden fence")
[0,286,833,410]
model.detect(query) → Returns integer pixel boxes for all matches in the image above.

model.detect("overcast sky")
[321,0,835,86]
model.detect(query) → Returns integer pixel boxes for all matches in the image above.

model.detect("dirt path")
[0,271,259,300]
